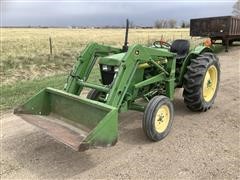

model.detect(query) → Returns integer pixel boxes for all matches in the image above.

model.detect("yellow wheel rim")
[154,105,170,133]
[203,65,218,102]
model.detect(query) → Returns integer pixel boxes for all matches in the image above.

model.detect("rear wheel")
[143,96,174,141]
[183,52,220,111]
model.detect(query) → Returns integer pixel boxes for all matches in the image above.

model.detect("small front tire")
[86,89,102,100]
[143,96,174,141]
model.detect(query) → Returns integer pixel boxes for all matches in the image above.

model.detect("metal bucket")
[14,87,118,151]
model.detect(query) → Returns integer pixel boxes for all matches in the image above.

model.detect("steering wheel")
[153,40,171,49]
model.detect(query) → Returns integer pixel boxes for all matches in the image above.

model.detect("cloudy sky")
[1,0,236,27]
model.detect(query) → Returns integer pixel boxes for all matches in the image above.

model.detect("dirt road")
[1,47,240,179]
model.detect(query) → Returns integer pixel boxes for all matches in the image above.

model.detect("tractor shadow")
[9,131,97,179]
[119,89,193,146]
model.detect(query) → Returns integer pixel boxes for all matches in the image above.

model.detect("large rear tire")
[143,96,174,141]
[183,52,220,111]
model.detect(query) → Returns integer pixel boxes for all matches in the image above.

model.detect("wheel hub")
[155,105,170,133]
[207,79,212,87]
[203,65,218,102]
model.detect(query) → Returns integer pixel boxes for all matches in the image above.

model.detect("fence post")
[49,37,53,55]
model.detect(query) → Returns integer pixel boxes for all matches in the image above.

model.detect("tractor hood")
[99,52,126,66]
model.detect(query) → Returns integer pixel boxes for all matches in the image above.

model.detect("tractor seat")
[170,39,190,60]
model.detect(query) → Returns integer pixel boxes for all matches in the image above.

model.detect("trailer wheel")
[86,89,102,100]
[183,52,220,111]
[229,40,234,46]
[143,96,174,141]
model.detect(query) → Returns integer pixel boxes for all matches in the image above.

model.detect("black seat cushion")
[170,39,190,59]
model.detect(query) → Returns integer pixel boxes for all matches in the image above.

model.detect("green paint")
[99,53,126,66]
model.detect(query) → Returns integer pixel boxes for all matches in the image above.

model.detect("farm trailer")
[190,16,240,52]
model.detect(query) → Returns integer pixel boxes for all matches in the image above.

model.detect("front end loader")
[14,20,220,151]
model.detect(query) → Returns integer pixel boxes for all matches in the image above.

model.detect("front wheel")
[183,52,220,111]
[87,89,102,101]
[143,96,174,141]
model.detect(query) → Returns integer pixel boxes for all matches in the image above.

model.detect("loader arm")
[64,43,121,95]
[64,43,176,109]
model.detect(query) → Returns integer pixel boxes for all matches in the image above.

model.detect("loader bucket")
[14,87,118,151]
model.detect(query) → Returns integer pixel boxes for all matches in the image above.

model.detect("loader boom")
[64,43,176,110]
[64,43,121,95]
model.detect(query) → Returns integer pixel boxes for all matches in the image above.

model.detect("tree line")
[154,19,190,29]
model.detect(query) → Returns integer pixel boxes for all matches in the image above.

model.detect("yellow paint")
[154,105,170,133]
[203,65,218,102]
[138,63,150,69]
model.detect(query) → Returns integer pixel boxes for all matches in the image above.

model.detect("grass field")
[1,28,200,110]
[1,28,192,84]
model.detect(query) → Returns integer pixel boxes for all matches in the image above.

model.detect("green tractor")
[14,20,220,151]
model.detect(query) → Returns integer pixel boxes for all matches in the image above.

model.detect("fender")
[176,45,213,87]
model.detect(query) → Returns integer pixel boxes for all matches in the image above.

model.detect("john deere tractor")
[14,20,220,151]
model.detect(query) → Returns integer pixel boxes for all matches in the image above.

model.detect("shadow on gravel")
[118,93,195,146]
[8,131,95,179]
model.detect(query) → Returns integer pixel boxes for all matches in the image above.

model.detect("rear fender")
[176,46,213,87]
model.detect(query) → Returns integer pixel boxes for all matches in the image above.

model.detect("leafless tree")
[168,19,177,28]
[154,19,161,28]
[233,0,240,17]
[155,19,177,28]
[163,20,168,28]
[155,19,167,28]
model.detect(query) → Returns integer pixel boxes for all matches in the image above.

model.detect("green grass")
[0,65,100,111]
[0,74,67,111]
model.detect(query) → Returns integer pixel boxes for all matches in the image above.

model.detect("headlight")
[114,67,119,72]
[102,65,108,71]
[102,65,110,71]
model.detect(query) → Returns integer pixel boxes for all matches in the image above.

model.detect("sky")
[1,0,237,27]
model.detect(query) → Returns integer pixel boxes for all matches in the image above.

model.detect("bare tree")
[155,19,177,28]
[163,20,168,28]
[154,20,162,28]
[168,19,177,28]
[155,19,167,28]
[233,0,240,17]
